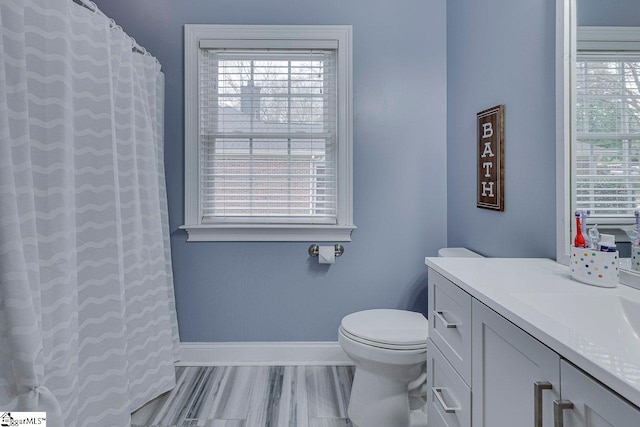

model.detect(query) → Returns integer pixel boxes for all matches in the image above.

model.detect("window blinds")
[199,49,337,224]
[574,53,640,221]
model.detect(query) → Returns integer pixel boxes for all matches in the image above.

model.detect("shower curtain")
[0,0,180,425]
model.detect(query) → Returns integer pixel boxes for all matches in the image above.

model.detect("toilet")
[338,247,483,427]
[339,309,429,427]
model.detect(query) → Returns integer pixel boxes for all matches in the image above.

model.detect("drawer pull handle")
[434,310,459,328]
[432,387,460,413]
[553,400,574,427]
[534,381,552,427]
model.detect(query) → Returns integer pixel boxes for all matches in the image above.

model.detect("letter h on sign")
[477,105,504,211]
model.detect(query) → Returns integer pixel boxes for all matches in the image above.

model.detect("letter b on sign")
[482,122,493,139]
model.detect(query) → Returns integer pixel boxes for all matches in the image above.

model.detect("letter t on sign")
[477,105,504,211]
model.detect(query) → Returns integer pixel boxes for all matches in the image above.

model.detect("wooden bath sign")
[477,105,504,211]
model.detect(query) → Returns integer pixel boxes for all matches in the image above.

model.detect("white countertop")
[425,257,640,407]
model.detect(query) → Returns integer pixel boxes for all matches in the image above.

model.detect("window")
[571,27,640,231]
[182,25,354,241]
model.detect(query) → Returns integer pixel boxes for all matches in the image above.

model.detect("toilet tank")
[438,247,484,258]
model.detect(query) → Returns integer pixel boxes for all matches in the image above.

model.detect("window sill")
[179,224,356,242]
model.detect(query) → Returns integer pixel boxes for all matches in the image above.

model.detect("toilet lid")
[340,309,428,348]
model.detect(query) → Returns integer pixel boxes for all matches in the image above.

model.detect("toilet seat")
[340,309,428,350]
[340,327,427,351]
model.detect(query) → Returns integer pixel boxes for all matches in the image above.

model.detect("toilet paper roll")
[318,245,335,264]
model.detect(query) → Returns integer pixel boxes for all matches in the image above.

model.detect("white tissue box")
[570,247,618,288]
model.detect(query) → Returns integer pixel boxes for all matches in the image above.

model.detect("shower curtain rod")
[73,0,159,64]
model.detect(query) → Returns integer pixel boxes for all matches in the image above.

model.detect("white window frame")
[556,0,574,265]
[181,25,355,242]
[556,17,640,263]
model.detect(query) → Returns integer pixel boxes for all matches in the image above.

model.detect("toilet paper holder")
[308,244,344,258]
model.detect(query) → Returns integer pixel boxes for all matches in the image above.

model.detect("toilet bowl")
[338,309,429,427]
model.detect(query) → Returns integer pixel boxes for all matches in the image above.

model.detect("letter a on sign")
[477,105,504,211]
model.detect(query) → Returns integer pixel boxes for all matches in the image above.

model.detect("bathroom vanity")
[424,257,640,427]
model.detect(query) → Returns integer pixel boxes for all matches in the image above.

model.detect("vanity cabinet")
[427,268,640,427]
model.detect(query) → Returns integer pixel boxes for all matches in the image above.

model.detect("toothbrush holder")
[570,246,618,288]
[631,246,640,272]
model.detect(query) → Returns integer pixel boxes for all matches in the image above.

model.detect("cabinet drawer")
[427,339,471,427]
[428,270,472,384]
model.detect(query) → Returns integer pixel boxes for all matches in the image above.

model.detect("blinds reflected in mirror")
[574,53,640,221]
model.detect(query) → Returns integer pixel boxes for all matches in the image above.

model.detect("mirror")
[558,0,640,284]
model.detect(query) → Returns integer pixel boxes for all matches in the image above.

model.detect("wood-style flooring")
[131,365,355,427]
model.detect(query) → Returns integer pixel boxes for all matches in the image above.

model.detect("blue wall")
[93,0,448,341]
[578,0,640,26]
[445,0,557,258]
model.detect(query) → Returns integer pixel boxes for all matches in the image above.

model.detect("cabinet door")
[558,360,640,426]
[472,300,560,427]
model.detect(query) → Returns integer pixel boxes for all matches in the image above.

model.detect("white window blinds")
[199,48,337,224]
[574,53,640,221]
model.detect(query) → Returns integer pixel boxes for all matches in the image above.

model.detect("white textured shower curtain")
[0,0,180,425]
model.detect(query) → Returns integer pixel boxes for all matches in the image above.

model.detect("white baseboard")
[178,341,352,366]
